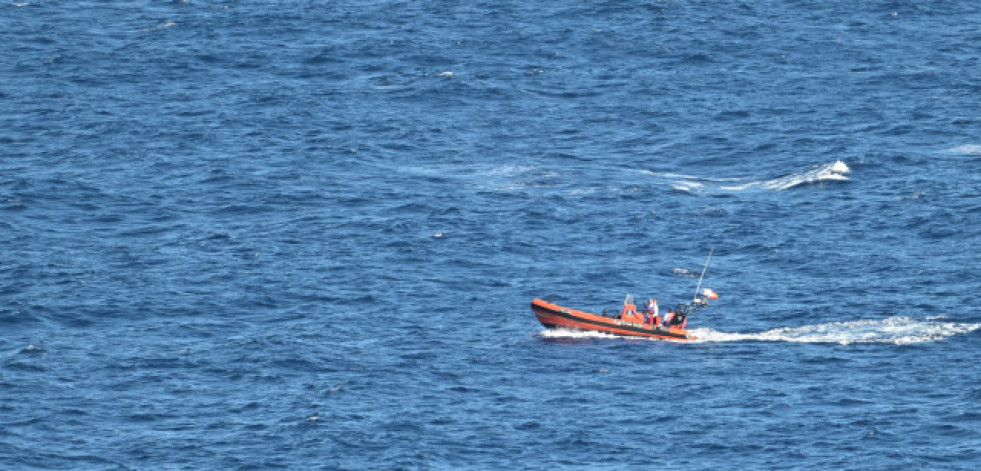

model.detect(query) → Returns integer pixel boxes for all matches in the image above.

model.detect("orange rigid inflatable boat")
[534,251,719,341]
[531,296,701,341]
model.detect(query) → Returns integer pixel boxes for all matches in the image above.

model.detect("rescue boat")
[534,251,719,341]
[531,296,705,341]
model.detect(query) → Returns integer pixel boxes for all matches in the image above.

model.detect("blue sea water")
[2,1,980,469]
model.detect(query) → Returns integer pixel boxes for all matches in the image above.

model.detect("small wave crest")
[659,160,850,193]
[690,317,979,345]
[139,21,176,33]
[754,160,850,191]
[672,267,696,278]
[946,144,981,155]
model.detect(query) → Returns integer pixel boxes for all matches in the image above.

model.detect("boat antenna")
[692,248,713,302]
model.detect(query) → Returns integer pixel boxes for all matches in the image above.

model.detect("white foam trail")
[731,160,850,191]
[946,144,981,155]
[691,317,980,345]
[765,160,850,190]
[538,328,688,343]
[661,161,851,193]
[539,328,622,340]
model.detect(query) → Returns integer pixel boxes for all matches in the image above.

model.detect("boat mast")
[692,248,713,302]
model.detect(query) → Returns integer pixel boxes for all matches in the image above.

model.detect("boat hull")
[531,298,695,341]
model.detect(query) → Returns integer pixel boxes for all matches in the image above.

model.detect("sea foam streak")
[946,144,981,155]
[656,161,851,193]
[691,317,980,345]
[752,160,850,191]
[539,328,622,340]
[540,317,979,345]
[538,328,690,343]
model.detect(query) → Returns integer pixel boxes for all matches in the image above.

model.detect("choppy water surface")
[3,1,980,469]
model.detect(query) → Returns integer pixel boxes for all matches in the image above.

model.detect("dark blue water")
[3,1,980,469]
